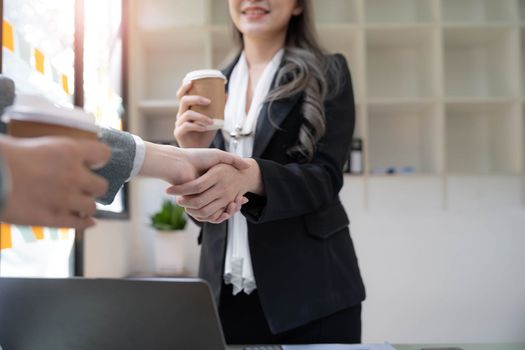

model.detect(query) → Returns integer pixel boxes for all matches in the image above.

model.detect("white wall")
[84,177,525,343]
[339,176,525,343]
[84,177,201,278]
[84,220,132,278]
[350,208,525,343]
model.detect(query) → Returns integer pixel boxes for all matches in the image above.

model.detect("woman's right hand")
[174,82,218,148]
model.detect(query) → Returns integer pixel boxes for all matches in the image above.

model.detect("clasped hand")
[139,143,256,224]
[167,162,252,224]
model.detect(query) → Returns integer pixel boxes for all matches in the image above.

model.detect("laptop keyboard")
[243,347,283,350]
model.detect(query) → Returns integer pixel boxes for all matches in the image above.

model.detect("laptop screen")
[0,277,227,350]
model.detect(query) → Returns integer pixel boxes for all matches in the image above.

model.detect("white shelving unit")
[136,0,207,29]
[318,25,363,101]
[210,1,230,26]
[365,0,435,24]
[443,27,519,98]
[441,0,516,23]
[313,0,361,24]
[211,27,236,68]
[366,26,439,99]
[521,28,525,98]
[368,101,441,175]
[446,101,521,175]
[128,0,525,209]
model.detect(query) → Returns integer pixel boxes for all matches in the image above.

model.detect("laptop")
[0,277,230,350]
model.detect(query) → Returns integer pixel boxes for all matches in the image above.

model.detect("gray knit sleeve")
[96,128,136,205]
[0,154,10,211]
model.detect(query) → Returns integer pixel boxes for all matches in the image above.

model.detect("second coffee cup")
[2,95,100,140]
[182,69,227,130]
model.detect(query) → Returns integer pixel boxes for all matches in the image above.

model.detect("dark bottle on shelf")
[350,138,363,175]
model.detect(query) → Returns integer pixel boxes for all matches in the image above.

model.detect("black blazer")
[198,53,366,334]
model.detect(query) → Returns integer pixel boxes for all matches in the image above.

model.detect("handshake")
[138,141,258,224]
[0,135,253,230]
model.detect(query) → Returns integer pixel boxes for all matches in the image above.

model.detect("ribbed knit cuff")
[0,154,11,212]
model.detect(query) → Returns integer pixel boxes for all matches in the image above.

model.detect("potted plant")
[150,200,188,276]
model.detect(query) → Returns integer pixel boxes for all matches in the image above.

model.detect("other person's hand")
[138,144,251,224]
[139,143,250,185]
[0,136,110,229]
[166,159,262,224]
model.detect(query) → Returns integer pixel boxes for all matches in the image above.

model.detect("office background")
[1,0,524,345]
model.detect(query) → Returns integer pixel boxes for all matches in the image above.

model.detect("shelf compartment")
[444,27,519,98]
[142,114,178,142]
[521,28,525,98]
[313,0,360,24]
[354,103,366,141]
[520,0,525,23]
[142,29,207,100]
[441,0,516,23]
[365,0,434,24]
[447,176,523,209]
[138,100,179,117]
[136,0,207,30]
[523,103,525,174]
[367,102,441,175]
[210,1,230,25]
[366,27,438,99]
[446,101,521,175]
[346,103,367,174]
[318,26,363,101]
[211,27,237,69]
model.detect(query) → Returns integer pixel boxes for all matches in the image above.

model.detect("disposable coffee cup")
[2,95,100,140]
[182,69,227,130]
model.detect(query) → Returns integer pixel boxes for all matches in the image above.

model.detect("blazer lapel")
[211,130,226,150]
[252,92,301,158]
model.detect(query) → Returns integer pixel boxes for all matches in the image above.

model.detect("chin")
[239,25,271,37]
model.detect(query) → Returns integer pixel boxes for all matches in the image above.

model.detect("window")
[83,0,128,217]
[0,0,77,277]
[0,0,128,278]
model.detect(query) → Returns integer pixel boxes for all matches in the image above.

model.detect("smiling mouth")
[241,8,270,15]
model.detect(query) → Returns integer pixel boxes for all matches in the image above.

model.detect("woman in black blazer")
[171,0,365,345]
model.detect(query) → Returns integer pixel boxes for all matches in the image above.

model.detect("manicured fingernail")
[202,97,211,104]
[241,198,249,205]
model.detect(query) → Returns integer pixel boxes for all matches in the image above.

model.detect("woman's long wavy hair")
[229,0,344,162]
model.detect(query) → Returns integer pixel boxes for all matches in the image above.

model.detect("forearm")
[241,158,343,223]
[138,142,184,182]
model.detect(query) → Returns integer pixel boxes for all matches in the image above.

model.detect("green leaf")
[150,199,187,231]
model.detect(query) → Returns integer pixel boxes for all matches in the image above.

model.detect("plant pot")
[153,230,187,276]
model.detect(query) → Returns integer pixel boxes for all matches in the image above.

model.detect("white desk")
[228,344,525,350]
